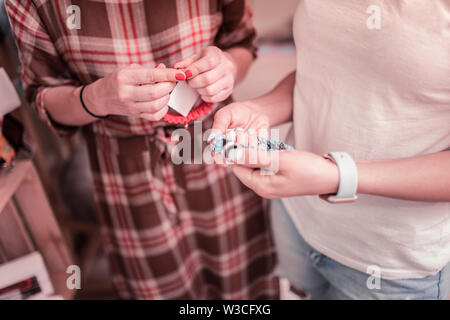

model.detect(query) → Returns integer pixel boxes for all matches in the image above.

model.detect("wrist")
[223,51,238,82]
[319,157,340,195]
[82,79,108,117]
[319,152,358,203]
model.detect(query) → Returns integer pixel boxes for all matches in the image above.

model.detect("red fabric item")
[163,101,212,125]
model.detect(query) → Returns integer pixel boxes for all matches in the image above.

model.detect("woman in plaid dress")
[6,0,278,299]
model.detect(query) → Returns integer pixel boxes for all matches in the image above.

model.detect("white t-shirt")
[283,0,450,279]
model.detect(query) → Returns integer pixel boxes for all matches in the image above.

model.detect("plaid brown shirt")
[7,0,278,299]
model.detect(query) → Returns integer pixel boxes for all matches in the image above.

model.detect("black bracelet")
[80,85,108,119]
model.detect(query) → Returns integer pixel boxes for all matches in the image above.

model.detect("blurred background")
[0,0,297,299]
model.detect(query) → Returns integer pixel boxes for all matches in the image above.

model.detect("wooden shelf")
[0,160,32,212]
[0,159,75,299]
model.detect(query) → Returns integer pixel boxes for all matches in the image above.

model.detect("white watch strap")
[326,152,358,202]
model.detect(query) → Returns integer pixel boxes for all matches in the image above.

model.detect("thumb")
[212,108,232,136]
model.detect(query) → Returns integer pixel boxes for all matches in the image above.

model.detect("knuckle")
[143,114,156,121]
[211,94,223,103]
[162,105,169,114]
[152,98,167,110]
[117,88,129,102]
[126,105,139,116]
[162,85,174,93]
[155,108,168,121]
[146,70,155,83]
[115,69,126,83]
[147,89,158,100]
[222,89,232,99]
[203,73,215,84]
[219,93,229,102]
[187,79,200,89]
[206,46,220,54]
[146,103,158,113]
[201,95,212,103]
[163,95,170,103]
[205,86,216,96]
[156,96,170,108]
[207,55,219,68]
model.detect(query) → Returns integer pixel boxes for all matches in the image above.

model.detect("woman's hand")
[230,149,340,199]
[174,46,238,103]
[208,100,277,166]
[83,64,186,121]
[211,102,339,198]
[210,101,270,136]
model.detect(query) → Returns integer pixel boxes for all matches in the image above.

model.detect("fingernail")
[176,73,186,81]
[225,146,243,162]
[184,70,193,79]
[207,132,218,142]
[156,63,165,68]
[247,128,256,134]
[226,129,236,141]
[173,61,182,68]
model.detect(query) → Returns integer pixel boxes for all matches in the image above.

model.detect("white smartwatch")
[319,152,358,203]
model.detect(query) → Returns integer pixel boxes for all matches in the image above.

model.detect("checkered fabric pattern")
[6,0,278,299]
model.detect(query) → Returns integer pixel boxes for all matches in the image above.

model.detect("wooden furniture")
[1,27,115,300]
[0,159,74,299]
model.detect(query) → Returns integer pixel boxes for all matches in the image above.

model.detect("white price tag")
[168,81,199,117]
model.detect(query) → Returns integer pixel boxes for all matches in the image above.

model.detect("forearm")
[225,47,254,84]
[44,83,101,127]
[248,72,296,127]
[356,151,450,202]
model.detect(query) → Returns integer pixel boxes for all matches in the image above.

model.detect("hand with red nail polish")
[83,63,184,121]
[173,46,238,103]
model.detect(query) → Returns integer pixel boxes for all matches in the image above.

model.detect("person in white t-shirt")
[211,0,450,299]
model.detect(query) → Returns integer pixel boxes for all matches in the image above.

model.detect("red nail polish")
[176,73,186,81]
[184,70,193,79]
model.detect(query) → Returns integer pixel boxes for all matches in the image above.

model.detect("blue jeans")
[270,198,450,300]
